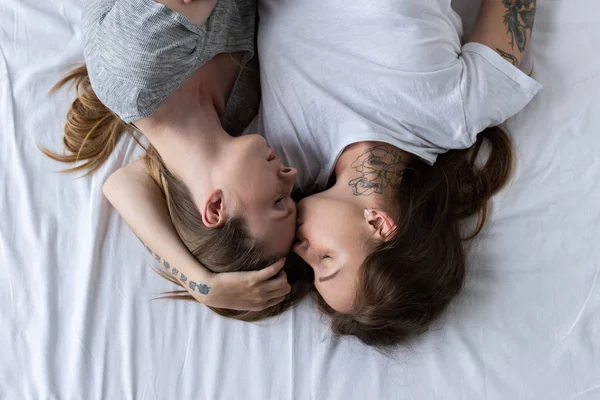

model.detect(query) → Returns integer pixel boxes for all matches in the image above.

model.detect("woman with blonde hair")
[44,0,313,320]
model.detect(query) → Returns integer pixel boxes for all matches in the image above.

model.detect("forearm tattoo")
[502,0,536,53]
[496,48,520,67]
[138,236,211,295]
[348,145,405,196]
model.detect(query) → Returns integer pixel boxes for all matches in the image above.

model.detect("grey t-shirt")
[83,0,260,136]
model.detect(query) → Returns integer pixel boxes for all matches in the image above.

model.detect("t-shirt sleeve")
[84,0,208,122]
[458,42,542,138]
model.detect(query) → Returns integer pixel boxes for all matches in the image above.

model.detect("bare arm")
[468,0,537,68]
[103,159,291,311]
[103,160,215,296]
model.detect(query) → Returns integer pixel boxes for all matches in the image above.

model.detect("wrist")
[181,271,213,304]
[162,254,215,301]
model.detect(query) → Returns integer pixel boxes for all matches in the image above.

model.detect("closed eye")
[274,197,285,210]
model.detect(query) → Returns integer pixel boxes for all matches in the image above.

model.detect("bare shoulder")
[102,159,147,195]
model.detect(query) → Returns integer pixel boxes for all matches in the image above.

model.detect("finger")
[263,295,287,309]
[268,286,291,298]
[254,258,286,281]
[263,272,289,292]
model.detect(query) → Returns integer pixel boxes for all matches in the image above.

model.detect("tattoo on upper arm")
[496,48,520,67]
[136,236,211,295]
[502,0,536,53]
[348,145,405,196]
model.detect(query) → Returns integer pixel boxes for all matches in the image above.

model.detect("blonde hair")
[43,64,312,321]
[41,65,129,175]
[144,146,312,321]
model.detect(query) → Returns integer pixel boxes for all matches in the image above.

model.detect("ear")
[364,208,398,242]
[202,189,227,228]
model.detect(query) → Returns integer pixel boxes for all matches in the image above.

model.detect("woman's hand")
[201,258,292,311]
[104,160,292,313]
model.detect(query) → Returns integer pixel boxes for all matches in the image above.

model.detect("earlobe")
[364,208,398,242]
[202,189,227,228]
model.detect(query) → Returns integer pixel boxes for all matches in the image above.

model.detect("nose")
[280,167,297,194]
[293,237,310,261]
[293,226,317,265]
[280,166,297,178]
[293,239,319,271]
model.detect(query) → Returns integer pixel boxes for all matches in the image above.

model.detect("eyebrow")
[318,269,340,283]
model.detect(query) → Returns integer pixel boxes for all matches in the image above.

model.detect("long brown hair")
[316,127,513,346]
[43,65,312,321]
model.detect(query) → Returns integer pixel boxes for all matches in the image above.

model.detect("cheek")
[316,283,356,314]
[318,211,356,240]
[240,174,271,205]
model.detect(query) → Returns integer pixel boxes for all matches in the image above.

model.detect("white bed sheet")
[1,0,599,399]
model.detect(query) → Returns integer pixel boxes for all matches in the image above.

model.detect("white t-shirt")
[249,0,542,193]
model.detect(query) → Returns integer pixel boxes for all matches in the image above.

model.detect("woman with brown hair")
[43,0,313,321]
[263,0,540,345]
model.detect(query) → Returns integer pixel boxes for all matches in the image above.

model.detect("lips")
[267,148,277,162]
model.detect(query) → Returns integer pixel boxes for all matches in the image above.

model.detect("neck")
[134,67,235,192]
[150,116,232,185]
[332,142,411,215]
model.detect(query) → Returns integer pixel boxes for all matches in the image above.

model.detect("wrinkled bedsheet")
[1,0,599,398]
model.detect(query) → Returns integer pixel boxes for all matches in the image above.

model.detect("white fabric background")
[1,0,599,399]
